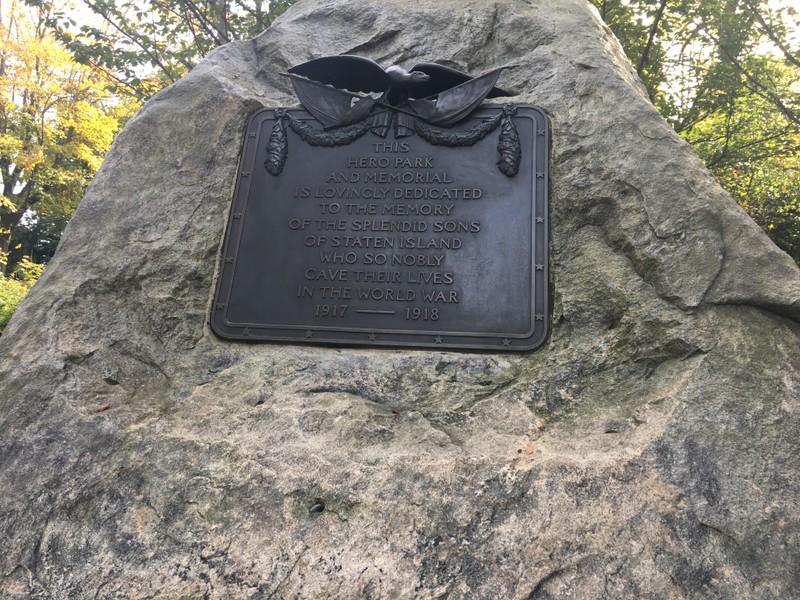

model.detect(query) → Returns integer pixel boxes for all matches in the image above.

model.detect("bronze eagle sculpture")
[285,55,514,130]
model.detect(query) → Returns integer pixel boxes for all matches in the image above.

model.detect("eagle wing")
[286,74,359,128]
[409,66,509,127]
[408,62,513,99]
[288,55,391,94]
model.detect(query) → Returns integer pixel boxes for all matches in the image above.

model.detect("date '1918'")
[405,308,439,321]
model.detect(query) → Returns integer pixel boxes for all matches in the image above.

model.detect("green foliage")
[592,0,800,265]
[0,250,42,334]
[5,214,66,271]
[38,0,298,100]
[715,153,800,262]
[0,0,131,264]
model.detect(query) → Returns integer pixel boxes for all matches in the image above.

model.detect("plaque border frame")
[211,105,550,351]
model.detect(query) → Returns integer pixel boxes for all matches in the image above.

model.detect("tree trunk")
[1,210,24,270]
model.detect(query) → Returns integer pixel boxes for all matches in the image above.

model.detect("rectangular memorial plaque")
[211,105,549,350]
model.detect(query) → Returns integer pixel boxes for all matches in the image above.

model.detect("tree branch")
[81,0,181,83]
[637,0,669,77]
[741,0,800,70]
[698,21,800,129]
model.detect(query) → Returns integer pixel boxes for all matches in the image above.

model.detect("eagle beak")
[409,71,431,83]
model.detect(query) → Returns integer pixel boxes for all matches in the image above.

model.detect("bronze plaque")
[211,105,548,350]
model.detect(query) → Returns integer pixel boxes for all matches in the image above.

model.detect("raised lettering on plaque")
[211,57,549,350]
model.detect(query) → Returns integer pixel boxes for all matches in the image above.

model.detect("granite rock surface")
[1,0,800,598]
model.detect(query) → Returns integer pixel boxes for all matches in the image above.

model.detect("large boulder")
[2,0,799,597]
